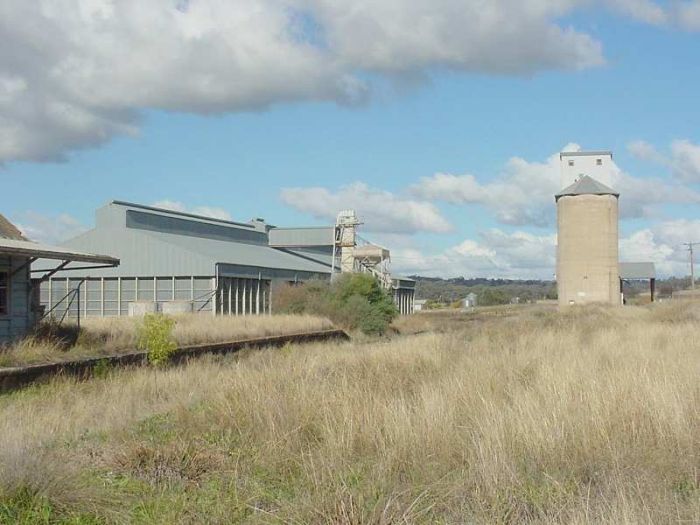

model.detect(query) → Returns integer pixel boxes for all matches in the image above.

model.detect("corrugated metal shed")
[47,201,331,280]
[619,262,656,279]
[50,224,331,279]
[269,227,334,247]
[555,175,619,201]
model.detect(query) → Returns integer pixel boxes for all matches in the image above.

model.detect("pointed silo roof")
[555,175,619,201]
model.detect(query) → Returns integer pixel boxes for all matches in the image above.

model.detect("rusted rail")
[0,329,349,393]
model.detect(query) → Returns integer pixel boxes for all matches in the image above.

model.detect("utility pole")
[683,242,698,289]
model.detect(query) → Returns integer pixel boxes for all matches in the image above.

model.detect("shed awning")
[619,262,656,280]
[0,238,119,265]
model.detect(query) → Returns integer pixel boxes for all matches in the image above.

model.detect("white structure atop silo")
[556,174,620,306]
[560,151,614,188]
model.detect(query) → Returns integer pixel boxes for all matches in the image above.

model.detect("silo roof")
[555,175,619,201]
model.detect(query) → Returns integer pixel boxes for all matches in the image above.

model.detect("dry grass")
[0,314,333,367]
[391,304,541,335]
[0,303,698,523]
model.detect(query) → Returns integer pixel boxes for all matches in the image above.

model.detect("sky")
[2,0,700,279]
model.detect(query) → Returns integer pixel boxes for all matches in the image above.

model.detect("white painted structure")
[414,299,427,312]
[560,151,614,188]
[462,293,478,308]
[332,210,415,314]
[334,210,360,273]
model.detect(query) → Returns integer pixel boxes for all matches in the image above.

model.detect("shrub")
[137,314,177,366]
[477,288,510,306]
[274,274,398,335]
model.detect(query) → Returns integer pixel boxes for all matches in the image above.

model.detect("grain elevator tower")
[556,168,620,307]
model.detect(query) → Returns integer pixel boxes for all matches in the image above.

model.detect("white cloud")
[388,219,697,280]
[280,182,452,234]
[0,0,609,163]
[628,138,700,182]
[675,0,700,30]
[13,211,88,245]
[151,200,232,221]
[605,0,700,30]
[607,0,668,24]
[670,140,700,182]
[627,140,664,163]
[391,229,557,279]
[410,152,562,227]
[310,0,603,74]
[619,220,700,276]
[413,144,700,227]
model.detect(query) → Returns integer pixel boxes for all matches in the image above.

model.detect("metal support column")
[242,279,246,315]
[228,279,232,315]
[211,277,217,316]
[235,279,239,316]
[256,279,260,315]
[249,279,254,315]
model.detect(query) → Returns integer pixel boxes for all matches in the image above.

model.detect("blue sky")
[2,1,700,278]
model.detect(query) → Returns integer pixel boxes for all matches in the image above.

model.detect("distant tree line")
[411,276,557,307]
[413,275,695,307]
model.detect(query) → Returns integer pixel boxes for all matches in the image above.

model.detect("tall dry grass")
[0,314,333,367]
[0,303,698,523]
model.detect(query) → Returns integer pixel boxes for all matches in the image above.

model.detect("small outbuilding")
[0,214,119,344]
[463,292,478,309]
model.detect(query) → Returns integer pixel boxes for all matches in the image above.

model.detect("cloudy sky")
[2,0,700,278]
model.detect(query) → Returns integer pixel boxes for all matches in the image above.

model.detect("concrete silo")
[556,175,620,306]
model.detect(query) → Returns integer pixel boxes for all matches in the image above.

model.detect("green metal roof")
[555,175,619,201]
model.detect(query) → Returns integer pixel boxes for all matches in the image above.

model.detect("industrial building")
[0,214,118,343]
[39,201,416,319]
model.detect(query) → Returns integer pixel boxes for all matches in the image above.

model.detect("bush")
[137,314,177,366]
[274,274,398,335]
[477,289,510,306]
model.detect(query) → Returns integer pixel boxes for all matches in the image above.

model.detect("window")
[568,160,574,167]
[0,272,7,316]
[597,158,603,166]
